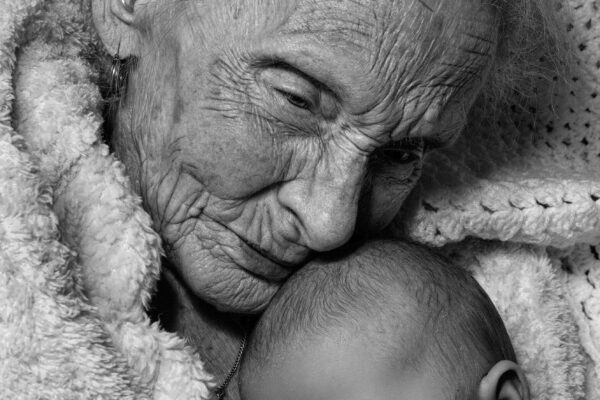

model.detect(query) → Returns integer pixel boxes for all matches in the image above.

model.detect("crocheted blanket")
[397,1,600,396]
[0,1,596,399]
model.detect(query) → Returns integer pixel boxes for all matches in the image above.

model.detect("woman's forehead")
[227,0,449,38]
[177,0,496,50]
[282,0,448,64]
[175,0,497,121]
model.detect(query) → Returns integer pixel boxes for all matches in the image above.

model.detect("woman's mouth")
[239,235,305,270]
[221,228,310,284]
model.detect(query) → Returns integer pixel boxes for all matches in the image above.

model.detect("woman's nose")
[277,156,365,252]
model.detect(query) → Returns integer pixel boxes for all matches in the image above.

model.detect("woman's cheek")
[174,107,289,200]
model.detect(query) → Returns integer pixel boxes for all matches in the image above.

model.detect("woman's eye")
[376,140,425,165]
[276,88,311,110]
[258,66,319,112]
[381,148,422,164]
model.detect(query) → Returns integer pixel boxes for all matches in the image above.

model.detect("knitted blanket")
[397,1,600,397]
[0,1,596,399]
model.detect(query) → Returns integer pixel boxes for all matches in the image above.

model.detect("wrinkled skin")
[94,0,499,313]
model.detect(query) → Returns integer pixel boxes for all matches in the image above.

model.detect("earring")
[108,44,128,100]
[121,0,134,13]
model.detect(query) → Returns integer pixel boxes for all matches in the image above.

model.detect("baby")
[238,240,530,400]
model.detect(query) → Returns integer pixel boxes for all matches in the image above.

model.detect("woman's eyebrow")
[250,57,327,90]
[248,46,356,99]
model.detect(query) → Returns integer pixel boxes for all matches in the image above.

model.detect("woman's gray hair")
[482,0,571,117]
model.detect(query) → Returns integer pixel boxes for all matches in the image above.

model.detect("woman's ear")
[477,360,530,400]
[92,0,150,57]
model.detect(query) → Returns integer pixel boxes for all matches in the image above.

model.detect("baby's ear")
[477,360,530,400]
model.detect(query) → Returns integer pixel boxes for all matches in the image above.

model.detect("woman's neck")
[150,262,253,400]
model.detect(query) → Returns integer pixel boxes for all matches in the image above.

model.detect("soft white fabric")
[1,1,212,399]
[0,0,597,399]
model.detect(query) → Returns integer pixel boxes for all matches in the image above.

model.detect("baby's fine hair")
[240,240,517,400]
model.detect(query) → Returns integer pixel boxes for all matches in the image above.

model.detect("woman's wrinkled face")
[113,0,498,312]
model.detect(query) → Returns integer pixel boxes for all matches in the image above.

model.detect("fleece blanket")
[0,1,212,399]
[0,1,596,399]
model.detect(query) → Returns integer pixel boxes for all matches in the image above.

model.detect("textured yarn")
[394,2,600,395]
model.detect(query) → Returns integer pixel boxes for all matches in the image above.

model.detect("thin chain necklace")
[214,331,248,400]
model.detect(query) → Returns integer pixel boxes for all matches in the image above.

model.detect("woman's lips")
[221,229,309,283]
[196,214,310,284]
[238,235,304,270]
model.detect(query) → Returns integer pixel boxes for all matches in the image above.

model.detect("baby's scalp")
[239,240,518,400]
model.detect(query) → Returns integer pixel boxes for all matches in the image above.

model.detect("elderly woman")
[1,0,597,399]
[97,0,499,387]
[94,0,500,314]
[91,0,572,395]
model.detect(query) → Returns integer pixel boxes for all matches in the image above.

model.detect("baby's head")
[239,240,529,400]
